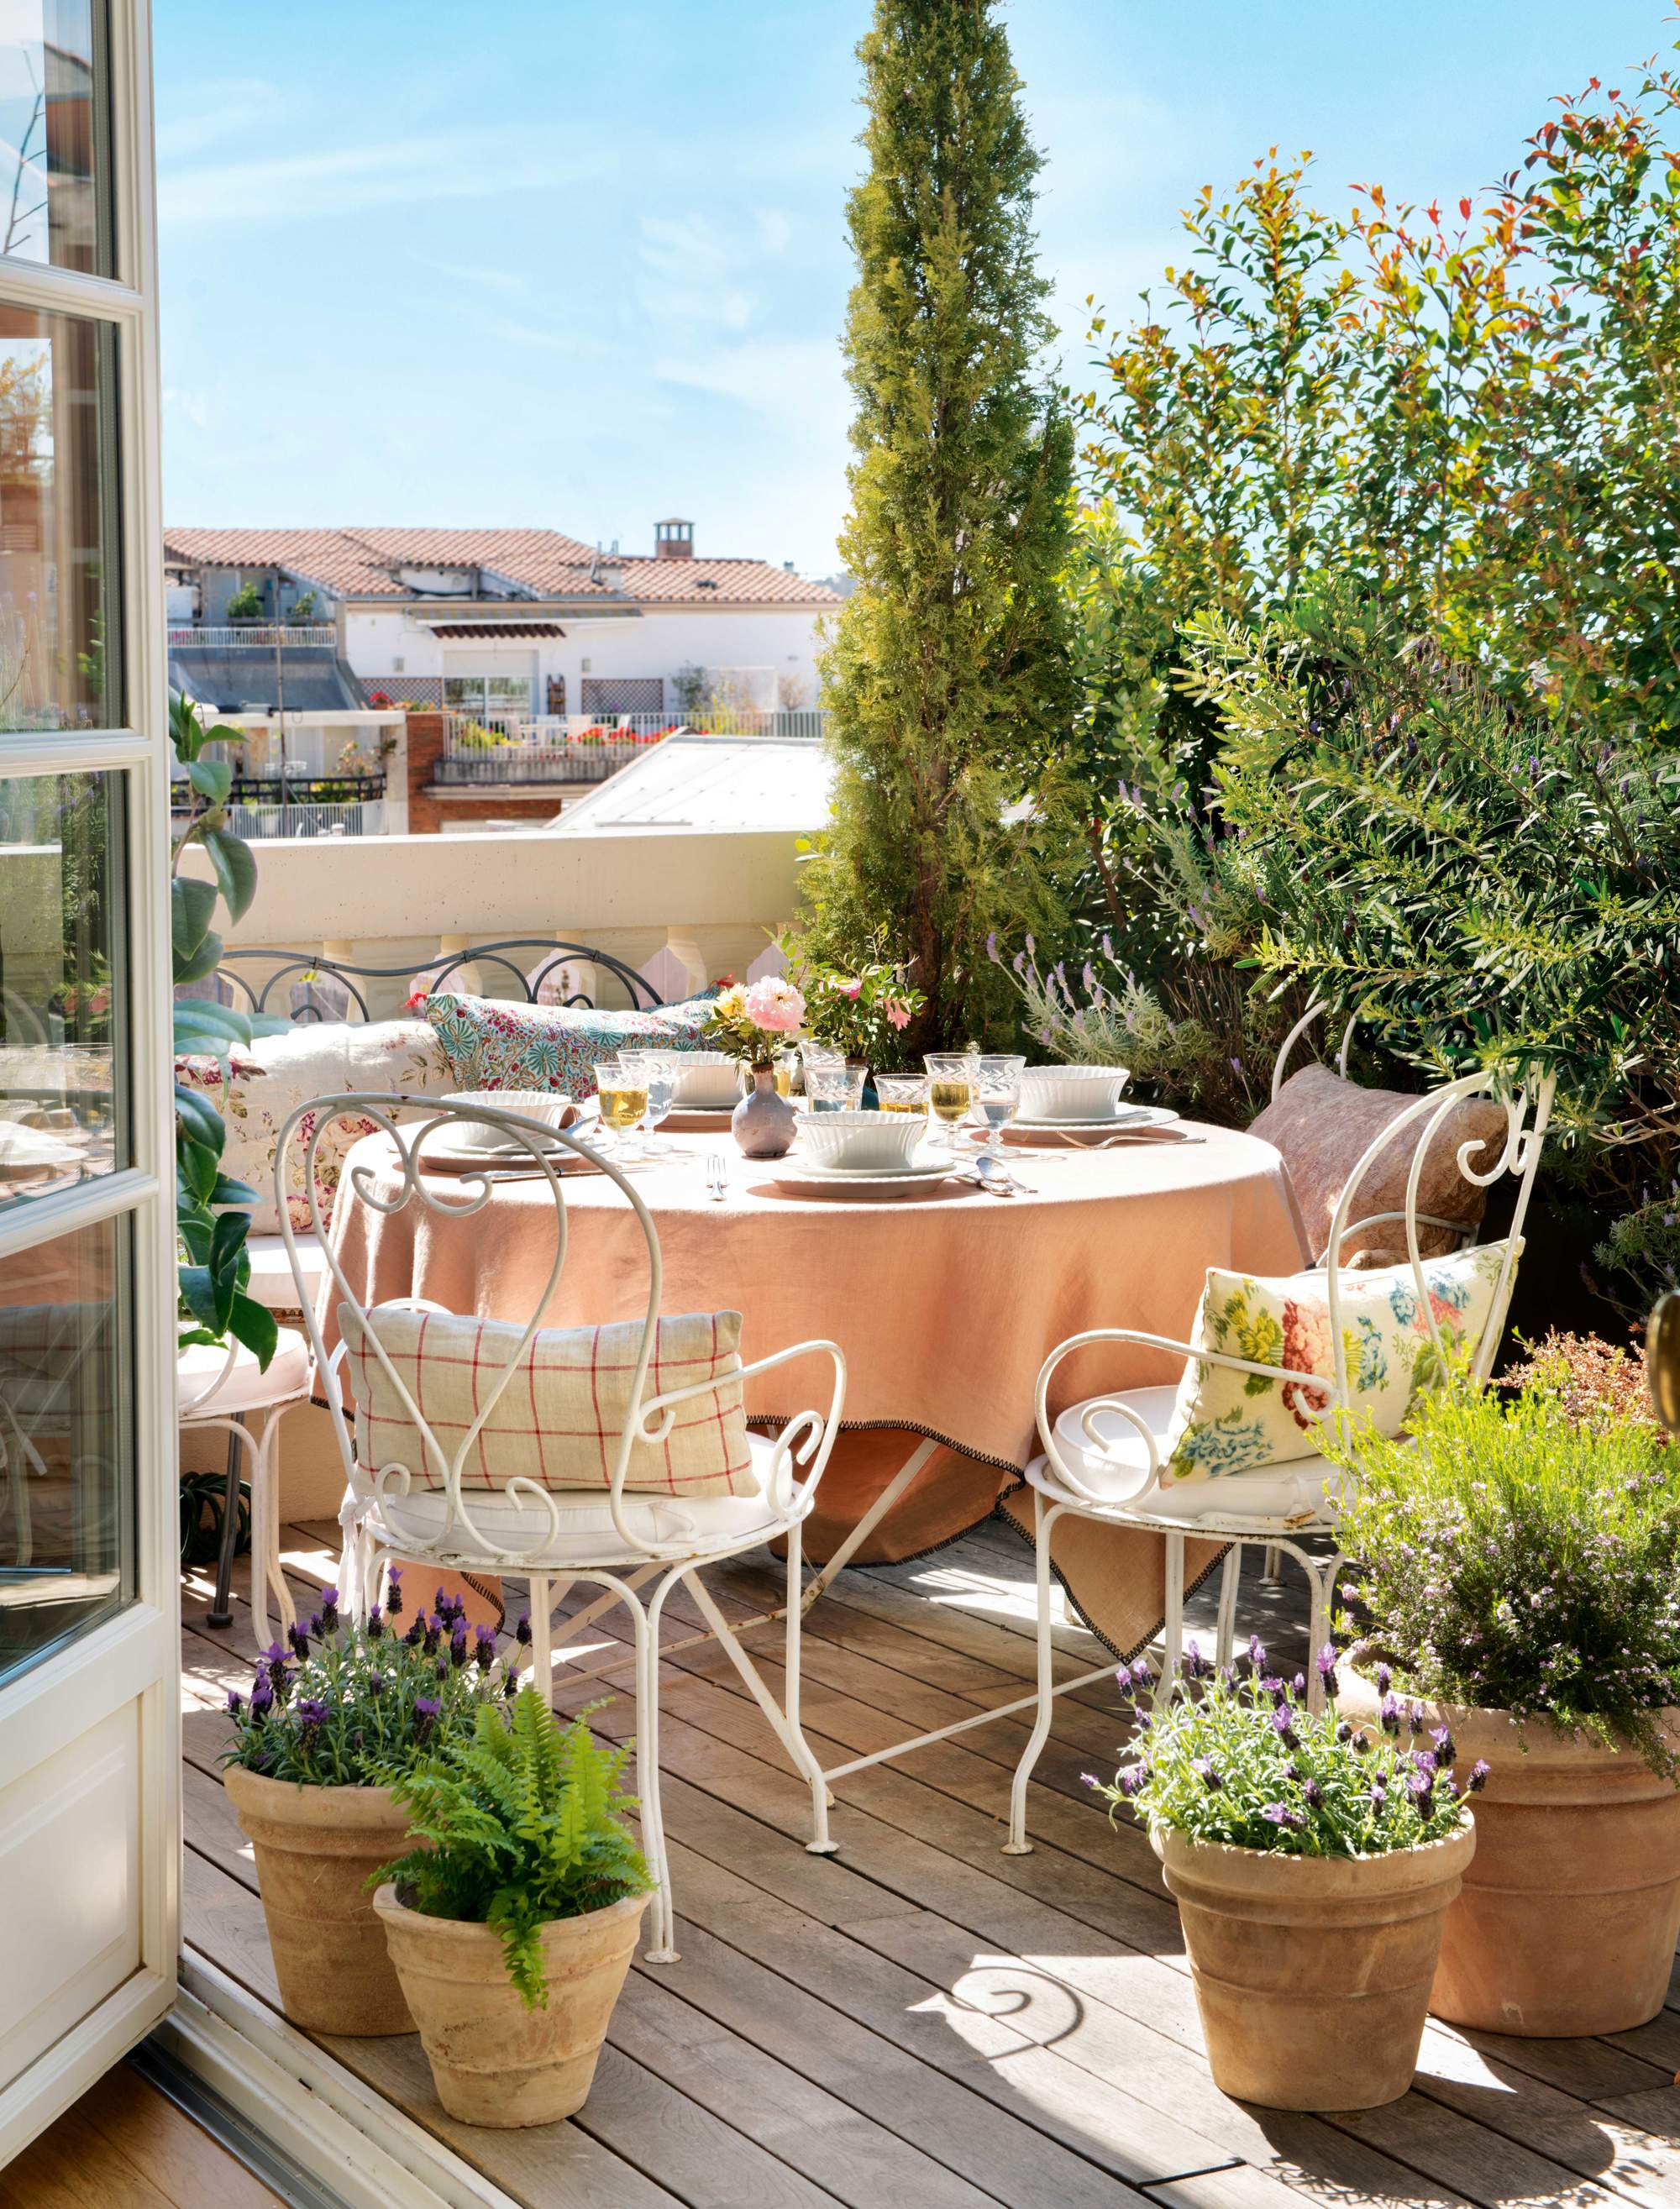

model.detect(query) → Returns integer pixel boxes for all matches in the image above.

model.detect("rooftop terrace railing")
[434,707,827,784]
[167,624,339,650]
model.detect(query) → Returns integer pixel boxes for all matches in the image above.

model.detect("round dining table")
[323,1119,1307,1657]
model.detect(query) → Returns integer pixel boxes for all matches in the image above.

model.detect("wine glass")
[874,1073,928,1117]
[806,1063,866,1113]
[619,1050,675,1154]
[924,1053,973,1156]
[974,1053,1026,1157]
[593,1060,649,1157]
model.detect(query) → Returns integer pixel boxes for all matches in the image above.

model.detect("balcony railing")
[167,624,338,649]
[433,707,827,787]
[171,773,386,840]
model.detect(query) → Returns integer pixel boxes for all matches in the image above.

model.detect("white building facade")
[164,522,840,726]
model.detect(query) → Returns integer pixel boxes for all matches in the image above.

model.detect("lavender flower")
[474,1624,497,1673]
[403,1614,425,1647]
[1315,1643,1341,1697]
[286,1621,309,1661]
[1191,1756,1222,1792]
[225,1687,243,1717]
[1467,1760,1491,1793]
[385,1566,404,1618]
[503,1670,521,1699]
[1115,1764,1147,1799]
[449,1619,470,1670]
[1271,1705,1298,1750]
[366,1606,384,1639]
[319,1587,340,1634]
[1375,1663,1393,1694]
[423,1613,443,1657]
[1303,1777,1324,1810]
[515,1612,533,1648]
[249,1674,274,1717]
[1430,1724,1456,1764]
[412,1694,442,1745]
[1261,1803,1305,1829]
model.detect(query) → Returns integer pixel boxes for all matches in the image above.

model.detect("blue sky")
[155,1,1672,578]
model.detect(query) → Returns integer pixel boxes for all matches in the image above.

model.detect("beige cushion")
[1248,1065,1508,1266]
[1043,1388,1335,1523]
[244,1231,326,1317]
[178,1327,312,1418]
[1161,1241,1515,1484]
[339,1304,753,1498]
[176,1018,453,1234]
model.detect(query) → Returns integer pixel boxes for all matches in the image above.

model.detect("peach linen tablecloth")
[323,1125,1307,1658]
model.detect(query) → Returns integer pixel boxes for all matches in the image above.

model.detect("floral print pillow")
[423,989,721,1101]
[1161,1241,1513,1484]
[175,1019,453,1235]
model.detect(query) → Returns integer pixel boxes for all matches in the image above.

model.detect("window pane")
[0,0,109,275]
[0,1211,131,1686]
[0,307,118,731]
[0,769,126,1204]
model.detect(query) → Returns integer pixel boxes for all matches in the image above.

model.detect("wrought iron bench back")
[190,937,664,1025]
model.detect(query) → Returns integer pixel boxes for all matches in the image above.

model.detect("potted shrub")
[1098,1642,1479,2110]
[223,1576,507,2034]
[1331,1341,1680,2036]
[372,1688,652,2127]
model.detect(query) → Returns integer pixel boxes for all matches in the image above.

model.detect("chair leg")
[784,1523,836,1855]
[250,1412,296,1659]
[207,1421,244,1629]
[1304,1550,1343,1715]
[528,1575,554,1700]
[1161,1530,1186,1692]
[1005,1493,1056,1855]
[1260,1543,1283,1590]
[1214,1542,1242,1672]
[336,1488,365,1622]
[638,1574,679,1963]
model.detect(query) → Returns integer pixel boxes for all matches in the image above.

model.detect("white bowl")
[1016,1064,1131,1122]
[798,1109,925,1173]
[669,1052,743,1110]
[439,1089,569,1152]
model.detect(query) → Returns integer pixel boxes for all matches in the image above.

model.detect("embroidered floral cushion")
[338,1304,753,1498]
[1160,1240,1515,1484]
[423,989,721,1101]
[1247,1066,1509,1267]
[174,1019,453,1234]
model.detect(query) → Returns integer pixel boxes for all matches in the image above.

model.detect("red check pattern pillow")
[338,1304,753,1498]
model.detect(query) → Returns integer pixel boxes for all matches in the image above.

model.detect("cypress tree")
[801,0,1077,1052]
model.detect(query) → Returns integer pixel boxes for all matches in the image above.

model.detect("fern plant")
[378,1691,652,2010]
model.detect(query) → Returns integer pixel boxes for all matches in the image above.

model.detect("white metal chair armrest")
[1307,1209,1469,1268]
[1034,1325,1339,1510]
[637,1339,847,1517]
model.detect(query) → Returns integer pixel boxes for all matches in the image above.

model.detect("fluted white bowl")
[798,1109,924,1173]
[440,1090,570,1151]
[669,1052,744,1109]
[1016,1064,1131,1122]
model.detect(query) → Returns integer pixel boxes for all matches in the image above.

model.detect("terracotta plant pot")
[372,1883,650,2126]
[223,1765,416,2035]
[1341,1674,1680,2035]
[1152,1818,1475,2110]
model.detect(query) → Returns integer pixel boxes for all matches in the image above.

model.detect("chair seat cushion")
[1044,1391,1334,1523]
[1248,1065,1509,1267]
[423,989,722,1102]
[339,1304,753,1498]
[1162,1241,1515,1484]
[179,1327,311,1418]
[374,1431,794,1559]
[244,1231,326,1315]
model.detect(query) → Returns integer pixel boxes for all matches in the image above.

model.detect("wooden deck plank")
[173,1516,1680,2209]
[2,2061,289,2209]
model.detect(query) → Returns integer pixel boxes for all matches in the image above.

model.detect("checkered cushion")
[338,1304,753,1498]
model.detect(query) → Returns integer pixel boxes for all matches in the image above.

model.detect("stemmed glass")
[592,1059,649,1158]
[973,1053,1026,1157]
[924,1052,972,1157]
[619,1049,675,1154]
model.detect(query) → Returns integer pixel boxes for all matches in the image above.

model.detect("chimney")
[654,517,694,561]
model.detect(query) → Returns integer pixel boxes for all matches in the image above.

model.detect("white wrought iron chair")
[1003,1063,1555,1854]
[277,1092,847,1964]
[179,1326,312,1644]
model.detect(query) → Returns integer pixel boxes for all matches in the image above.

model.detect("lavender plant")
[1095,1641,1483,1857]
[222,1571,513,1787]
[1329,1367,1680,1775]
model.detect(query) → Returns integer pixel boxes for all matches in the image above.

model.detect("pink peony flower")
[743,976,806,1032]
[835,979,863,1000]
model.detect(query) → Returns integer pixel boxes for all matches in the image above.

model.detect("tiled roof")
[162,527,841,608]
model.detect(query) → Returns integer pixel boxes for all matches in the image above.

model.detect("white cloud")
[157,134,589,228]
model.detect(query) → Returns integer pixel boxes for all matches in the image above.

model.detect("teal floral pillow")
[1161,1241,1515,1484]
[423,989,720,1101]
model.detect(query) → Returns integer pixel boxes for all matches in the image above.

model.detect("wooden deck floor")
[178,1521,1680,2209]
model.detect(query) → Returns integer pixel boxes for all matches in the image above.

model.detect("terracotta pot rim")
[222,1764,406,1824]
[371,1881,650,1946]
[1341,1669,1680,1766]
[1153,1813,1474,1891]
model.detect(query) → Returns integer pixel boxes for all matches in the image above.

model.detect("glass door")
[0,0,178,2161]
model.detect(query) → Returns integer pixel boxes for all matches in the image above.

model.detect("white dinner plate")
[1004,1104,1181,1135]
[769,1158,956,1197]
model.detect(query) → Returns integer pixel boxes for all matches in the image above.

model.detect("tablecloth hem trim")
[988,1484,1231,1667]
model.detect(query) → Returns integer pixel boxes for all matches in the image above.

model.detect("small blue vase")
[732,1064,797,1159]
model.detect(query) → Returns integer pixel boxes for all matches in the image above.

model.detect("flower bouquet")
[792,952,922,1065]
[703,975,806,1069]
[1098,1640,1481,2110]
